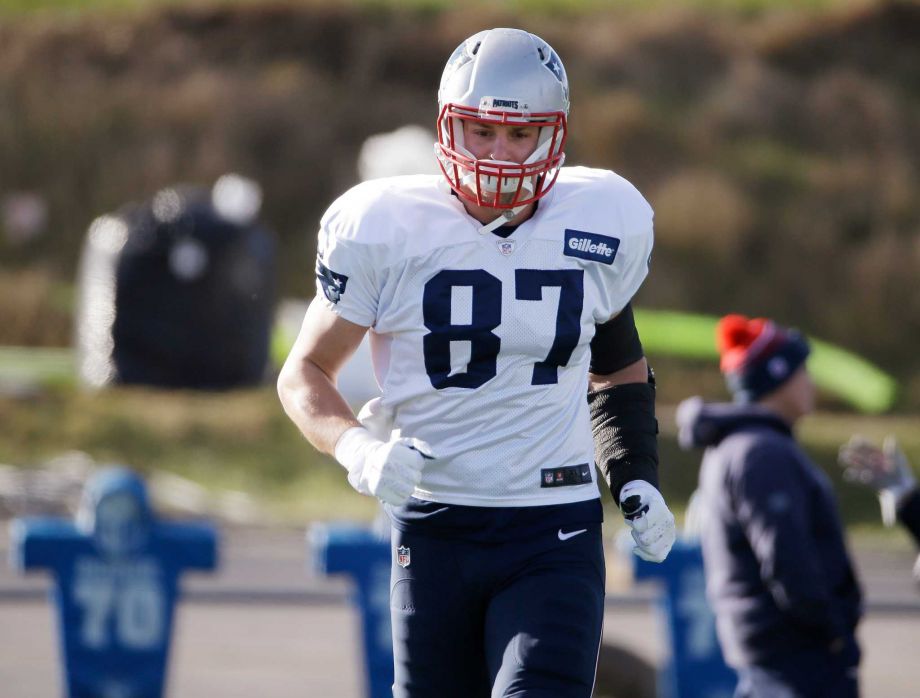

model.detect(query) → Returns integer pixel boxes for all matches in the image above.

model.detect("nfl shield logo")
[397,545,411,568]
[497,240,515,256]
[543,472,554,485]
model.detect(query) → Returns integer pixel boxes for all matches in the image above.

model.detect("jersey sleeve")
[618,227,653,311]
[595,176,654,322]
[612,185,654,316]
[314,189,382,328]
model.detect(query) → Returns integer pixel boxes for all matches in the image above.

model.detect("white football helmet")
[436,28,569,210]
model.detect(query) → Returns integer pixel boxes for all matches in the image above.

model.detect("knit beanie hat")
[717,314,810,403]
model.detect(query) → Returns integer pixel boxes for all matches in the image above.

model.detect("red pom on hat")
[716,314,770,372]
[715,313,811,402]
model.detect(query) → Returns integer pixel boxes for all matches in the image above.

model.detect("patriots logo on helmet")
[544,50,565,81]
[543,49,569,105]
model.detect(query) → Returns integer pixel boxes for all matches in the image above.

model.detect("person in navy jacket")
[677,314,863,698]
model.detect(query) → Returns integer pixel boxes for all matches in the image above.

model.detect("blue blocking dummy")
[11,467,218,698]
[633,539,737,698]
[311,523,392,698]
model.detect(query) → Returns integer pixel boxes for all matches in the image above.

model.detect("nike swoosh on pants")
[557,528,588,541]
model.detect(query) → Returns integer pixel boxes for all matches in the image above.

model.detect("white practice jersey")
[315,167,654,507]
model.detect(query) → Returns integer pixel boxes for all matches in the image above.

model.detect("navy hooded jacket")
[677,398,863,668]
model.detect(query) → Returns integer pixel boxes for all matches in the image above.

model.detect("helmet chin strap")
[467,156,537,235]
[478,203,528,235]
[447,137,558,235]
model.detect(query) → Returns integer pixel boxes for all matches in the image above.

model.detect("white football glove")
[619,479,676,563]
[839,434,916,526]
[356,397,395,442]
[334,426,433,506]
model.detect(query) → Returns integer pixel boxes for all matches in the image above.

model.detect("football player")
[278,28,675,697]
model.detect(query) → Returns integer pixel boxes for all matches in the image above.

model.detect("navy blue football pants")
[389,517,605,698]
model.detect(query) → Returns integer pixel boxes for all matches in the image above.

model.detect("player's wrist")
[619,479,660,505]
[334,426,382,475]
[620,479,656,495]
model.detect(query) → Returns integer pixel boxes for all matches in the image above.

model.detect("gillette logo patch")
[563,230,620,264]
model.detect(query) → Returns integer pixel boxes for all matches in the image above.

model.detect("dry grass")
[0,268,72,346]
[0,383,382,522]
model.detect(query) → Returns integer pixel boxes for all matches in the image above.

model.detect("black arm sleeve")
[588,368,659,504]
[589,303,644,375]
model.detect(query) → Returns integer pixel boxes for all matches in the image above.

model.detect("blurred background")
[0,0,918,696]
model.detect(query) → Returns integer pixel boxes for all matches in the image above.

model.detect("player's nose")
[489,134,513,161]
